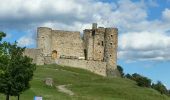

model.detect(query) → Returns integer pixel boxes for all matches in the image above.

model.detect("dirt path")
[56,84,74,96]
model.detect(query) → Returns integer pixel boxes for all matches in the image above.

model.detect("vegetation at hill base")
[0,64,170,100]
[117,65,170,97]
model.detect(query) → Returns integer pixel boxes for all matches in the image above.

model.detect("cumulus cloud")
[162,8,170,21]
[119,32,170,51]
[146,0,159,7]
[0,0,115,30]
[118,32,170,61]
[0,0,170,61]
[17,33,35,47]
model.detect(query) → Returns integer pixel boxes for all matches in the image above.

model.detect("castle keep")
[24,23,118,76]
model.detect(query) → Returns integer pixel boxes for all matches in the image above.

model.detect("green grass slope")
[0,64,170,100]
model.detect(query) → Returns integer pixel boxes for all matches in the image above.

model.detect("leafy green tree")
[125,74,132,79]
[125,73,151,88]
[0,32,36,100]
[152,81,168,95]
[0,32,6,75]
[131,73,151,87]
[0,32,6,41]
[117,65,124,77]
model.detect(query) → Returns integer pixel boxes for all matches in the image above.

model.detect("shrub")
[125,73,151,88]
[125,74,132,79]
[131,73,151,87]
[152,81,168,95]
[117,65,124,77]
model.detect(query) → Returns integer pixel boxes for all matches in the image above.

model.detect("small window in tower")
[98,42,100,45]
[110,55,112,57]
[102,41,104,46]
[111,35,113,37]
[110,42,112,45]
[92,30,95,36]
[42,36,44,38]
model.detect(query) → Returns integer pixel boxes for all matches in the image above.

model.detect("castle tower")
[104,28,118,76]
[93,27,105,61]
[92,23,97,29]
[83,29,94,60]
[83,23,105,61]
[37,27,52,56]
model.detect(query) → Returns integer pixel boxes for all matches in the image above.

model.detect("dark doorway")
[84,49,87,60]
[52,50,58,59]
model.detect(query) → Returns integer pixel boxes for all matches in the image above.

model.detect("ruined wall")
[51,30,84,59]
[83,25,105,61]
[57,59,106,76]
[83,29,93,60]
[24,49,44,65]
[37,27,52,56]
[104,28,118,76]
[33,23,118,77]
[93,27,105,61]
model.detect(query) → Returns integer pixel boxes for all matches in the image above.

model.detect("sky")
[0,0,170,88]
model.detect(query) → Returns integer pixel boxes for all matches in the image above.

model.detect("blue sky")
[0,0,170,88]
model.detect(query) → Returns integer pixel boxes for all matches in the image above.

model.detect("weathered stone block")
[44,78,53,87]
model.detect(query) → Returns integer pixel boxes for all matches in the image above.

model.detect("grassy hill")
[0,64,170,100]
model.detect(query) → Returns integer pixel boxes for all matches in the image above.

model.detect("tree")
[117,65,124,77]
[152,81,168,95]
[125,74,132,79]
[0,32,6,75]
[125,73,151,88]
[0,32,36,100]
[131,73,151,87]
[0,32,6,41]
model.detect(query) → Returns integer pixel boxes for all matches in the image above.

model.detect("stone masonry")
[25,23,118,76]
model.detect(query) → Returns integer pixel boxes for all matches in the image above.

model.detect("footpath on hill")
[56,84,74,96]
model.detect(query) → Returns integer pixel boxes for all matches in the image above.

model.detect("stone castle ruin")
[24,23,118,76]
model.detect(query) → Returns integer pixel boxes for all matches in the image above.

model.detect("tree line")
[117,65,170,97]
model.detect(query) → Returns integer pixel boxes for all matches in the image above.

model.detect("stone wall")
[83,29,93,60]
[93,27,105,61]
[104,28,118,76]
[29,23,118,77]
[51,30,84,59]
[57,59,106,76]
[83,25,118,76]
[37,27,52,56]
[24,49,44,65]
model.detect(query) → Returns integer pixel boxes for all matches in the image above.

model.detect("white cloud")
[147,0,159,7]
[118,31,170,61]
[162,8,170,21]
[17,33,35,47]
[119,32,170,51]
[0,0,170,61]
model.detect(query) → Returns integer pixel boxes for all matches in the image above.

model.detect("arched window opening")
[52,50,58,59]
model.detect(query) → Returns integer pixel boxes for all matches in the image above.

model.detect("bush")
[132,73,151,87]
[117,65,124,77]
[152,81,168,95]
[125,73,169,96]
[125,74,132,79]
[125,73,151,88]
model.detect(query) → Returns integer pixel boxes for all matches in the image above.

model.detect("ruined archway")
[51,50,58,59]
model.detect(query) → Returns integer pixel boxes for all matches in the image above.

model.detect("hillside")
[0,64,170,100]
